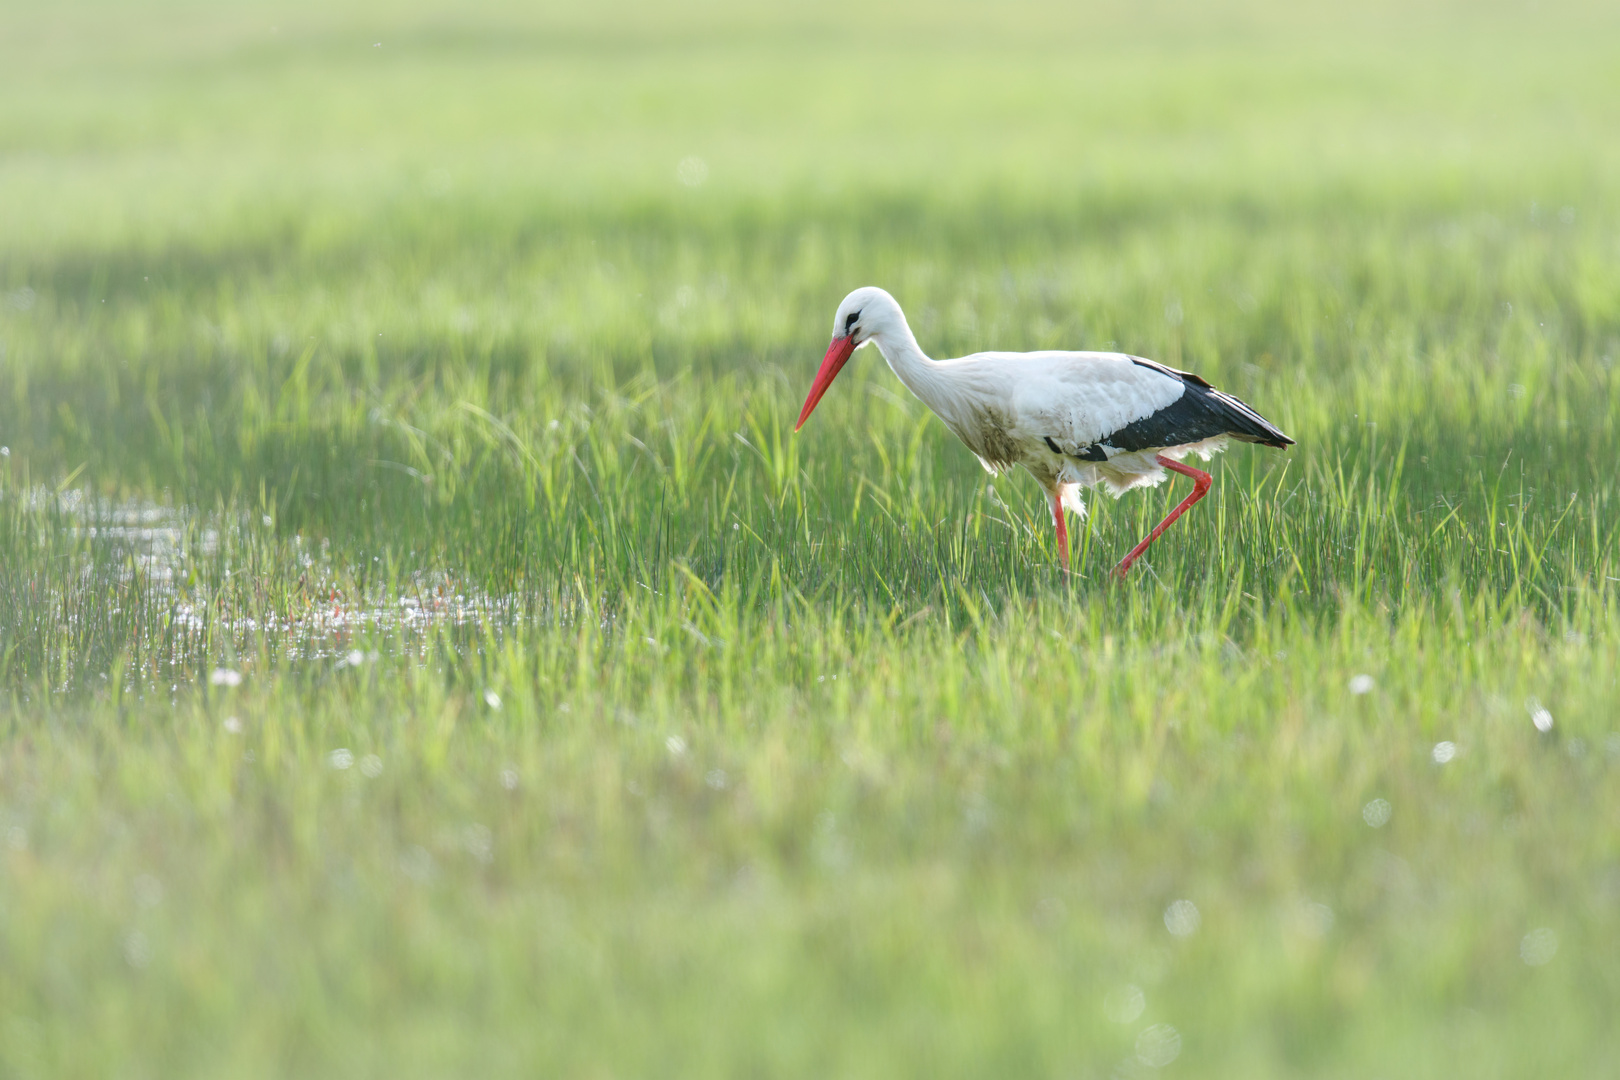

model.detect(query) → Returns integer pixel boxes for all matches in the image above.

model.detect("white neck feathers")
[868,317,959,417]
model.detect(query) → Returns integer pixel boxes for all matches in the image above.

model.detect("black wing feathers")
[1109,359,1292,450]
[1045,435,1107,462]
[1047,358,1293,461]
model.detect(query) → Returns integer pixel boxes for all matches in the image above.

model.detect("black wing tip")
[1210,392,1293,449]
[1180,371,1293,449]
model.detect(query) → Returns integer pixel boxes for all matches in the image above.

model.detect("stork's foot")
[1112,454,1213,578]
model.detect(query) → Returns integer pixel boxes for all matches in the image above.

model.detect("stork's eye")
[845,311,860,331]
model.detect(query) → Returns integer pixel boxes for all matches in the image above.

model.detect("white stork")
[794,286,1293,576]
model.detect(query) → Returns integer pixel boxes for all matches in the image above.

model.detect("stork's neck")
[870,322,954,416]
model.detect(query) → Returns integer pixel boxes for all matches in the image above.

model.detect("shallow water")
[4,488,539,687]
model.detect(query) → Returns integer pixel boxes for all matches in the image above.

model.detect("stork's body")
[795,287,1293,576]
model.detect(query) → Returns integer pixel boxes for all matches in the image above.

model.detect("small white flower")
[359,754,384,778]
[133,874,164,908]
[399,845,434,882]
[1528,699,1554,732]
[463,824,494,864]
[675,155,709,187]
[500,768,520,791]
[705,769,728,790]
[483,689,502,710]
[1135,1023,1182,1067]
[1104,984,1145,1024]
[345,649,365,667]
[221,716,243,735]
[1520,927,1558,966]
[123,931,152,968]
[1432,741,1457,764]
[1348,674,1375,695]
[1297,901,1335,939]
[665,735,687,756]
[1163,899,1201,938]
[1362,798,1392,827]
[210,668,243,687]
[327,749,354,770]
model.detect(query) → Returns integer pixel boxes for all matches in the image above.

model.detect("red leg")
[1050,489,1070,565]
[1112,455,1213,578]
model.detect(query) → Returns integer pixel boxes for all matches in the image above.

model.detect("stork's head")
[795,286,903,431]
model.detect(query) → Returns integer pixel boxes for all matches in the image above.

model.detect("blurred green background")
[2,1,1618,1077]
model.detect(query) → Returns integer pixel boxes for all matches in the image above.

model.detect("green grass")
[3,1,1620,1076]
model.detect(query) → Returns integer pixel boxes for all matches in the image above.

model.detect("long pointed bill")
[795,336,857,431]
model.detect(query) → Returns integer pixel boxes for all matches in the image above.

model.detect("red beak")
[795,335,857,432]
